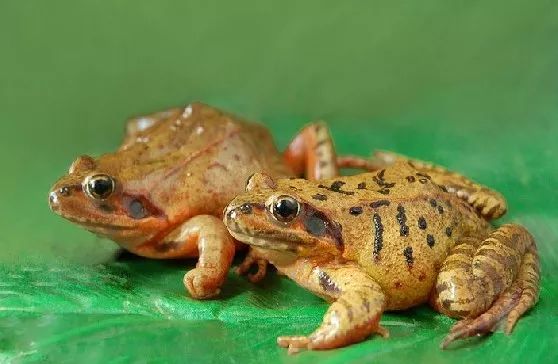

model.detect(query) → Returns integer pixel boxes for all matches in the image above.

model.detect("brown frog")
[224,152,540,351]
[48,102,370,299]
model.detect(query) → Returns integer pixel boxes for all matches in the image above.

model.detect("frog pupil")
[273,197,299,222]
[87,175,114,199]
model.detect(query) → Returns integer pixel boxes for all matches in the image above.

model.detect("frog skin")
[224,152,540,351]
[48,102,372,299]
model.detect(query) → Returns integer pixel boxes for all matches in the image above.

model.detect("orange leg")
[284,122,339,180]
[135,215,235,299]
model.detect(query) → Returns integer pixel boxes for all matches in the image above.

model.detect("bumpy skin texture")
[224,153,540,352]
[48,102,370,299]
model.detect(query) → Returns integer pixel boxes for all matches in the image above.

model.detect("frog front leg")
[137,215,235,299]
[431,224,540,348]
[275,259,388,352]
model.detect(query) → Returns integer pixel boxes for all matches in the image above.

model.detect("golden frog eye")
[84,174,115,200]
[271,195,300,222]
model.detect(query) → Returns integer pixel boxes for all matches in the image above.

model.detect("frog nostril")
[239,203,252,214]
[227,209,237,220]
[49,191,59,207]
[59,186,71,196]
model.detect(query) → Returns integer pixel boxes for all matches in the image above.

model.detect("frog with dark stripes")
[223,152,539,352]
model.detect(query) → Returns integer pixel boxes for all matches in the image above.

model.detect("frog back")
[100,103,291,220]
[287,162,489,309]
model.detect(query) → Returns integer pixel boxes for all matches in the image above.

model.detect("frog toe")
[183,267,222,299]
[277,335,310,354]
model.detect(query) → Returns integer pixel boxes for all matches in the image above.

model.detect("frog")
[48,102,372,299]
[223,151,540,351]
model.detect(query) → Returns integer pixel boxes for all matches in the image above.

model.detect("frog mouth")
[63,215,136,230]
[227,223,299,252]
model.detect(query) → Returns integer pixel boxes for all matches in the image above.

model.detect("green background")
[1,1,557,363]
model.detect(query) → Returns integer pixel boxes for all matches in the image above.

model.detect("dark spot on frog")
[331,180,345,191]
[318,270,340,294]
[128,199,148,219]
[154,241,180,253]
[318,182,354,195]
[437,205,444,214]
[378,189,390,195]
[349,206,363,215]
[403,246,414,267]
[418,217,427,230]
[418,272,426,281]
[430,199,437,208]
[427,234,435,247]
[239,203,252,214]
[362,297,370,312]
[394,281,403,289]
[406,175,416,183]
[370,200,390,209]
[233,153,240,161]
[373,213,383,260]
[445,227,453,237]
[357,182,366,189]
[312,193,327,201]
[416,172,431,180]
[99,203,114,213]
[396,204,409,237]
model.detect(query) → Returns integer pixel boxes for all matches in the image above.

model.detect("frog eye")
[84,174,115,200]
[270,195,300,222]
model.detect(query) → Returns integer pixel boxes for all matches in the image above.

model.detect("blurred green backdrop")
[1,1,557,363]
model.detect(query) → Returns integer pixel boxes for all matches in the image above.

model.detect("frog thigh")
[276,260,388,352]
[283,122,339,180]
[370,150,507,220]
[119,107,182,149]
[431,224,539,348]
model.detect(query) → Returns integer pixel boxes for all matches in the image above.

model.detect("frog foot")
[278,325,389,354]
[183,267,222,299]
[236,249,268,283]
[441,284,527,349]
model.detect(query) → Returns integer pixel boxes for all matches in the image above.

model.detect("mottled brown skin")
[224,153,540,352]
[48,102,371,299]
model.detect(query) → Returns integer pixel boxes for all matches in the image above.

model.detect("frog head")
[49,155,168,248]
[224,173,343,256]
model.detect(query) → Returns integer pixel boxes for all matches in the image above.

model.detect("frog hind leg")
[275,260,388,352]
[368,150,507,220]
[283,122,340,180]
[431,224,540,348]
[119,108,182,150]
[135,215,236,299]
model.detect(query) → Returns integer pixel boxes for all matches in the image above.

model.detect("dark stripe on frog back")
[372,213,383,260]
[396,204,409,236]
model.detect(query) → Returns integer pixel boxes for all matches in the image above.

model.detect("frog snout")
[48,186,71,211]
[224,203,253,225]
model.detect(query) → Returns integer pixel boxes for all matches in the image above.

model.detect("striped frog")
[223,152,540,351]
